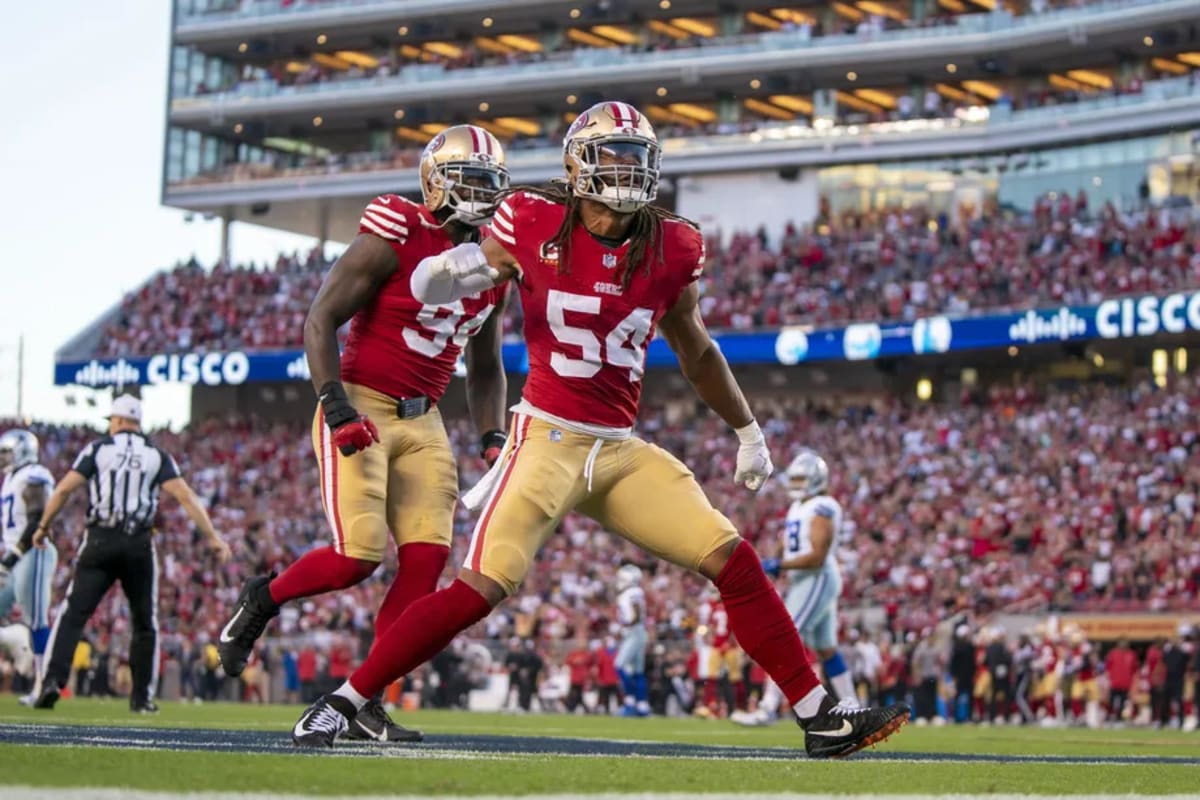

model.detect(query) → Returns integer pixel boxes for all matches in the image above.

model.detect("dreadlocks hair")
[499,181,698,289]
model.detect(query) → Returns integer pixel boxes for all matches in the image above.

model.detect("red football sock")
[349,579,492,699]
[268,546,378,605]
[714,540,821,705]
[369,543,449,656]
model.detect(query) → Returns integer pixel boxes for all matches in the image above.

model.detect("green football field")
[0,697,1196,797]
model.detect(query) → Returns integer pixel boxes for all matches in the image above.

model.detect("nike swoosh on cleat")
[293,712,318,737]
[360,723,389,742]
[807,719,854,737]
[219,607,245,644]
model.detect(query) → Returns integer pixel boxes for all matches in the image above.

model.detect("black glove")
[0,550,18,570]
[480,429,507,466]
[319,382,380,456]
[319,381,358,429]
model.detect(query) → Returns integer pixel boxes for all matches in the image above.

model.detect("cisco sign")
[146,352,250,385]
[55,292,1200,386]
[1096,293,1200,339]
[61,350,274,388]
[56,346,531,388]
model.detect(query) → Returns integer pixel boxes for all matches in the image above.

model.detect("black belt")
[396,396,432,420]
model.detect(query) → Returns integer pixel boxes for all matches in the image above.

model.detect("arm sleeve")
[71,443,98,479]
[154,450,181,486]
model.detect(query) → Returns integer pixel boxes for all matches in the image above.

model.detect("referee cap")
[107,394,143,423]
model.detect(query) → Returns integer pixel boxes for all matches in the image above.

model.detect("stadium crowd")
[2,373,1198,723]
[93,198,1200,357]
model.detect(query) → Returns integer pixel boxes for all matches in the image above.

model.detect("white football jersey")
[783,494,844,577]
[617,586,645,629]
[1,463,55,550]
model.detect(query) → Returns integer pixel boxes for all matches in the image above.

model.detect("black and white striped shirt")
[71,432,180,534]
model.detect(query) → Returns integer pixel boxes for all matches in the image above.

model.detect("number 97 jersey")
[487,190,705,428]
[341,194,507,403]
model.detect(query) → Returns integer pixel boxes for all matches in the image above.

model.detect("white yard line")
[2,793,1196,800]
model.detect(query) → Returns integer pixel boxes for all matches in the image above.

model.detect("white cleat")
[730,709,777,727]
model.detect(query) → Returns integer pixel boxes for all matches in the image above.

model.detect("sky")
[0,1,317,430]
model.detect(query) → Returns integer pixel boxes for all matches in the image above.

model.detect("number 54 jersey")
[487,190,705,429]
[341,193,507,404]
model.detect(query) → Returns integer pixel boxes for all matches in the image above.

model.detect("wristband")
[734,420,764,445]
[480,429,507,458]
[318,381,357,429]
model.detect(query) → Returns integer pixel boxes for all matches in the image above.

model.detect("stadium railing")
[169,0,1188,109]
[164,74,1200,197]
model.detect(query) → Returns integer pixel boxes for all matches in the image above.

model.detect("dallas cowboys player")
[733,450,856,726]
[0,430,57,703]
[614,564,650,717]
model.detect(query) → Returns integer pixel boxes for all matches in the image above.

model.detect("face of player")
[444,164,509,226]
[595,141,652,189]
[0,446,12,472]
[787,475,809,500]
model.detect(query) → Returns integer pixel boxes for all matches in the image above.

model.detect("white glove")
[439,242,499,282]
[734,420,773,492]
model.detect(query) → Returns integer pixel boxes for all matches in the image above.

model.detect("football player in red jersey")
[291,102,909,756]
[219,125,510,742]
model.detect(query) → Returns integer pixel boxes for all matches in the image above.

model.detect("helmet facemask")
[430,161,510,227]
[570,137,660,213]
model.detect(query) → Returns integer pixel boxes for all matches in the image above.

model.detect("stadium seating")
[3,374,1197,714]
[92,198,1200,357]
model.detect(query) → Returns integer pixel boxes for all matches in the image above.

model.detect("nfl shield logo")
[602,253,618,269]
[549,429,563,442]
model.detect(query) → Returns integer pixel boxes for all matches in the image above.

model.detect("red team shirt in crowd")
[698,598,732,649]
[341,194,507,402]
[485,190,705,428]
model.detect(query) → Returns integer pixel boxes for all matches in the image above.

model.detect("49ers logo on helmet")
[566,112,593,138]
[426,133,446,154]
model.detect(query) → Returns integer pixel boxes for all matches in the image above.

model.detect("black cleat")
[292,695,355,748]
[218,575,279,678]
[344,698,424,743]
[130,700,160,714]
[32,686,60,710]
[800,697,910,759]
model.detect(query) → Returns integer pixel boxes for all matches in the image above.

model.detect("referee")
[31,394,231,712]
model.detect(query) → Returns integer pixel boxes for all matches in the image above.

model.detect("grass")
[0,698,1196,795]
